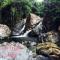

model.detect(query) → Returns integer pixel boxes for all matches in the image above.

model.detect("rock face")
[36,42,60,60]
[0,24,11,38]
[25,13,43,30]
[36,55,51,60]
[46,31,59,43]
[38,31,59,44]
[0,42,33,60]
[12,19,26,35]
[12,13,43,41]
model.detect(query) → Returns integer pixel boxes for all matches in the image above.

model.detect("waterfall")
[19,25,25,34]
[19,30,31,37]
[13,25,25,35]
[12,30,31,38]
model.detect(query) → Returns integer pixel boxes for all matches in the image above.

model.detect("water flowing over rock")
[0,24,11,38]
[12,19,26,36]
[12,13,43,41]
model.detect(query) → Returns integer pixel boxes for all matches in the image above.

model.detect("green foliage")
[0,0,59,19]
[11,0,32,19]
[0,0,44,18]
[0,0,32,20]
[18,0,32,17]
[32,2,44,17]
[0,0,13,9]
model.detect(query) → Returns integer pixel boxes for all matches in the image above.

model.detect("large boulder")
[0,24,11,38]
[38,31,59,43]
[37,42,60,60]
[12,13,43,39]
[0,42,33,60]
[25,13,43,30]
[36,55,51,60]
[46,31,59,43]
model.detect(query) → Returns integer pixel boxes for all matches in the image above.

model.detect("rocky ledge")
[0,24,11,38]
[36,42,60,60]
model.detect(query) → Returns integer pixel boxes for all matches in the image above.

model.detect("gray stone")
[0,24,11,38]
[36,55,50,60]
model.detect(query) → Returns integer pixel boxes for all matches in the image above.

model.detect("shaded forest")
[0,0,60,60]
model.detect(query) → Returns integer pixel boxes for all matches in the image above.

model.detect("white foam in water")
[20,30,31,37]
[19,25,25,34]
[13,25,25,35]
[13,30,31,38]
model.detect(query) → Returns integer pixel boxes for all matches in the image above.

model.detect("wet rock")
[12,13,43,41]
[33,19,43,35]
[0,24,11,38]
[12,19,26,35]
[24,13,43,39]
[50,55,60,60]
[38,31,59,43]
[37,42,60,60]
[25,13,43,30]
[30,13,43,26]
[36,55,51,60]
[0,42,33,60]
[46,31,59,43]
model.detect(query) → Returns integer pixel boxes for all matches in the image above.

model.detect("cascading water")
[13,29,31,38]
[11,13,44,43]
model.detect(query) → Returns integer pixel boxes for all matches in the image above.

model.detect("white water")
[13,25,25,35]
[13,30,31,38]
[19,25,25,34]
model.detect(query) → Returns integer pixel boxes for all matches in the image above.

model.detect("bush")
[32,2,44,17]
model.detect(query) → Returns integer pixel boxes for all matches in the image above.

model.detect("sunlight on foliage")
[0,0,13,8]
